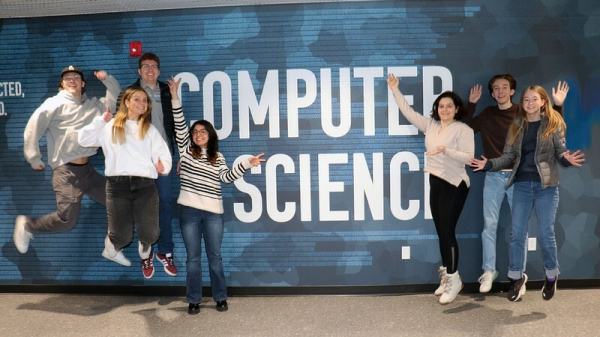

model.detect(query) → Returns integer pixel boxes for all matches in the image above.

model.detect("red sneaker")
[141,252,155,279]
[156,252,178,276]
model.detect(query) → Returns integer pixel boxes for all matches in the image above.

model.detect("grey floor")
[0,288,597,337]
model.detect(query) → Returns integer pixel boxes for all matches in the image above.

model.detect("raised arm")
[169,77,190,156]
[460,84,481,131]
[386,74,430,133]
[96,70,121,114]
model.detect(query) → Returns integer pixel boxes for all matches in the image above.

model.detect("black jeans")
[106,176,160,252]
[429,175,469,274]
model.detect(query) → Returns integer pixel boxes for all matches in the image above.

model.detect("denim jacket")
[489,116,568,189]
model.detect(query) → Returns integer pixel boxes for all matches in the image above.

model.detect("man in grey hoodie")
[14,66,121,259]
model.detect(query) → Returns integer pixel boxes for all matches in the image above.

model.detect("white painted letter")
[321,68,351,138]
[318,153,349,221]
[287,69,317,138]
[354,67,384,136]
[233,155,263,223]
[266,154,296,223]
[238,70,280,139]
[203,71,233,140]
[353,153,384,221]
[390,151,420,220]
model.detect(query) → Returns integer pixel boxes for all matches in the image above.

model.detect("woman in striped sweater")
[168,77,265,315]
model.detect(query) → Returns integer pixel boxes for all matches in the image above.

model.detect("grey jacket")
[489,116,569,189]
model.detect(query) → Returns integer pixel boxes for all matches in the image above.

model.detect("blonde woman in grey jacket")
[471,85,585,302]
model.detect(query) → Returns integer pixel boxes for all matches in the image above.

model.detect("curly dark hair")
[431,91,464,121]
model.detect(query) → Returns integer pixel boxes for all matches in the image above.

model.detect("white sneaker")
[478,270,499,293]
[102,249,132,267]
[435,266,447,296]
[14,216,33,254]
[102,235,131,266]
[439,271,463,304]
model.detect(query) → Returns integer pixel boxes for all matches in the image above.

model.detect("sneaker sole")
[14,216,31,254]
[439,284,464,305]
[102,250,132,267]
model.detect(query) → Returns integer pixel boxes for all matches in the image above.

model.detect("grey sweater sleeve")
[99,74,121,114]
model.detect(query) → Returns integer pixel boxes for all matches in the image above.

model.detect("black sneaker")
[188,303,200,315]
[216,300,228,312]
[542,277,557,300]
[507,274,528,302]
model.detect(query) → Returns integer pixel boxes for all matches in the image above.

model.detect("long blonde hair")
[507,85,566,146]
[112,87,153,144]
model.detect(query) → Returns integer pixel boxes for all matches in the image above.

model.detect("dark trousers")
[429,175,469,274]
[27,162,106,233]
[106,176,160,252]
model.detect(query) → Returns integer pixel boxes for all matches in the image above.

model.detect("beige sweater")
[391,89,474,187]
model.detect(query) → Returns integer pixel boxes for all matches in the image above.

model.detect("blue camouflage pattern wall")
[1,0,599,287]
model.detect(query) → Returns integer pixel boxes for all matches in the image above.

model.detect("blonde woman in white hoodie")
[78,87,171,279]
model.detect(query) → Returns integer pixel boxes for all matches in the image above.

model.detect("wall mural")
[0,0,598,287]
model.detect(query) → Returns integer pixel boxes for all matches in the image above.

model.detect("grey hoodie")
[23,74,120,170]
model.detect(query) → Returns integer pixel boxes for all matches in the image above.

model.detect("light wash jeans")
[180,205,227,304]
[508,181,560,280]
[481,171,514,271]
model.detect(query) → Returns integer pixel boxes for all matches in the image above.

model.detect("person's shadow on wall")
[1,243,60,282]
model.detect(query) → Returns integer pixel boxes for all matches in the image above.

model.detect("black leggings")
[429,175,469,274]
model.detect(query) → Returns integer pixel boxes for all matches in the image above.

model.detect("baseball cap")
[61,65,84,80]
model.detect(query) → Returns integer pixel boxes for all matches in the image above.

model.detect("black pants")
[429,175,469,274]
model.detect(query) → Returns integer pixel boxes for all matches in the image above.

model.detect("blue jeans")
[481,171,514,271]
[508,181,560,280]
[155,173,174,255]
[180,205,227,304]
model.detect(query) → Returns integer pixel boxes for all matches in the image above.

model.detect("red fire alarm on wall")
[129,41,142,57]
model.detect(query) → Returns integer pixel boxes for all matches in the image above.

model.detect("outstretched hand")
[470,155,488,172]
[552,80,569,106]
[470,84,482,104]
[31,163,45,170]
[249,153,266,167]
[168,76,182,100]
[426,146,446,156]
[564,150,585,167]
[386,74,400,91]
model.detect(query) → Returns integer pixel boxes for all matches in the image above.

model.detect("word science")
[176,66,451,223]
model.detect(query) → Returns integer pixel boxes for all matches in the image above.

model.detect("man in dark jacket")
[123,52,177,278]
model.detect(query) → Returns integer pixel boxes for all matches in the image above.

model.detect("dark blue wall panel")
[1,1,599,287]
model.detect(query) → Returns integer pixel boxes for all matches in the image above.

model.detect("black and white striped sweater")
[173,101,252,214]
